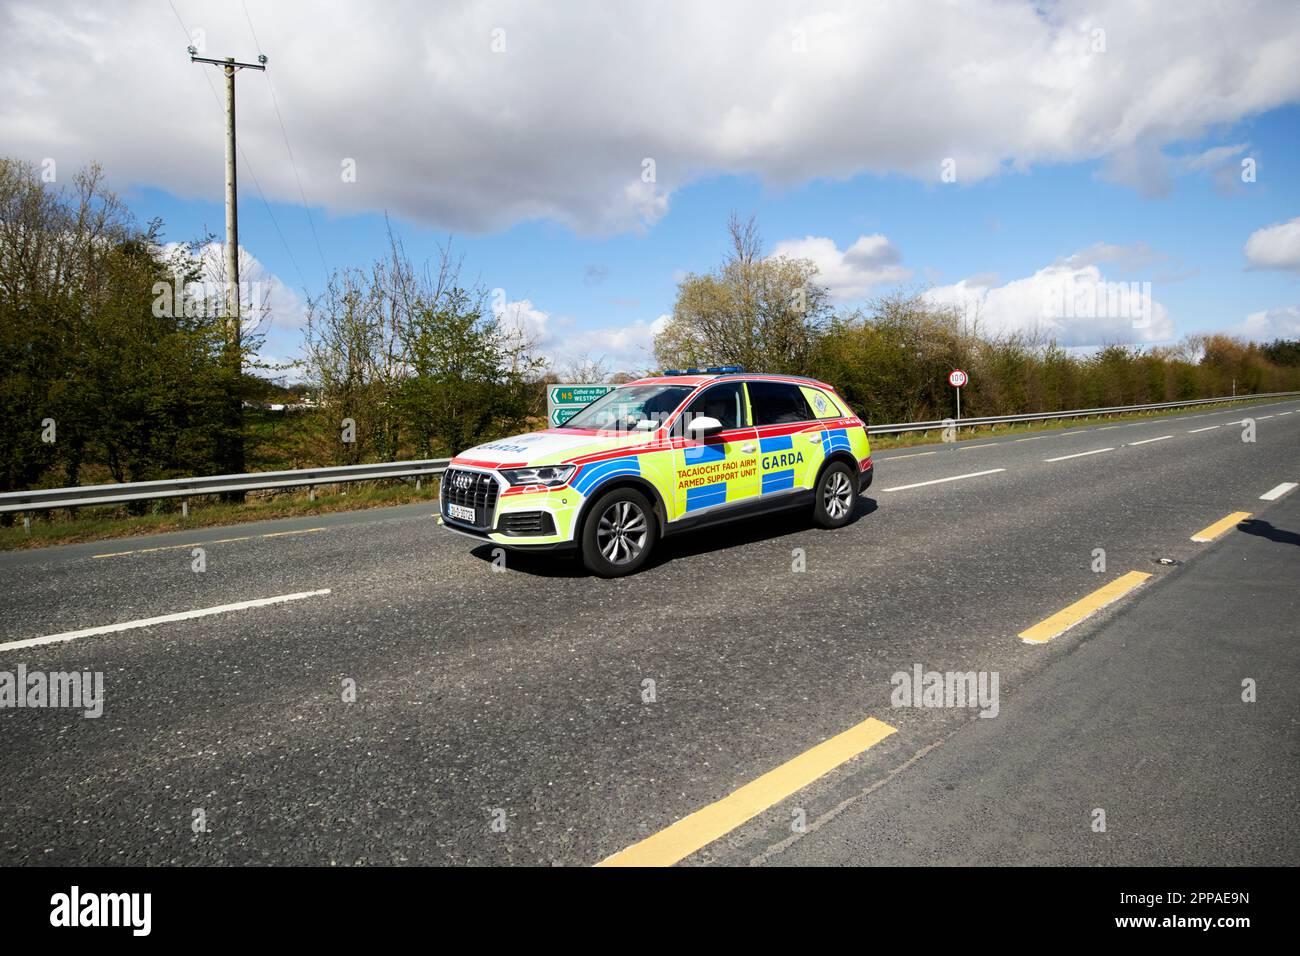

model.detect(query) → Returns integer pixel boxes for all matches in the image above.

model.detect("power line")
[167,0,311,294]
[241,0,330,282]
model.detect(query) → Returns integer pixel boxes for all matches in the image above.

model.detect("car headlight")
[499,465,576,487]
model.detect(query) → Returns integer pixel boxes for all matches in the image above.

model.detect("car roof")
[628,372,838,391]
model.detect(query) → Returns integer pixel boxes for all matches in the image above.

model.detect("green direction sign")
[549,385,611,406]
[547,382,616,428]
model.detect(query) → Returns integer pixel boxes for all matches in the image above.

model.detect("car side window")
[747,381,814,426]
[682,381,746,431]
[801,386,842,419]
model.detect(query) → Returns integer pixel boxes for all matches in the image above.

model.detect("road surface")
[1,399,1296,865]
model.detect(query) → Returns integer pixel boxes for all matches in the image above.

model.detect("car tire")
[813,461,857,529]
[581,487,658,577]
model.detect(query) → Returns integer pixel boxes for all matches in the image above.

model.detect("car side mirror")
[685,415,724,437]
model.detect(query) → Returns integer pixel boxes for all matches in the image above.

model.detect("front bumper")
[439,465,582,548]
[437,516,578,551]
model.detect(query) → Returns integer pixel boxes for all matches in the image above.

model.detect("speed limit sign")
[948,369,968,388]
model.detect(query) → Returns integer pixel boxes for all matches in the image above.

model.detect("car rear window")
[800,386,843,419]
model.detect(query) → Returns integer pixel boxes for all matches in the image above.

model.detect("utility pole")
[190,48,266,485]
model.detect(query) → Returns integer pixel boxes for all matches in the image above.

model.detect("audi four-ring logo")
[452,473,474,489]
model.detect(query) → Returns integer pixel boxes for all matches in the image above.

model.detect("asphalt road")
[0,399,1297,866]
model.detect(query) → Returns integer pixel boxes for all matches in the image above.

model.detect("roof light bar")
[659,365,745,376]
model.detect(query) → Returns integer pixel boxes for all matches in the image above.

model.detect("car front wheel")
[813,462,857,528]
[581,487,658,577]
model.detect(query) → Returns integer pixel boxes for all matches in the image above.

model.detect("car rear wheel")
[581,487,658,577]
[813,462,857,528]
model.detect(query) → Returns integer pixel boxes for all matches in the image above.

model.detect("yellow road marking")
[93,527,327,559]
[1018,571,1153,645]
[1190,511,1251,543]
[597,716,897,867]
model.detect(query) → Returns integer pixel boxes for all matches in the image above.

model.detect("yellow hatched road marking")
[1190,511,1251,543]
[597,716,897,867]
[1018,571,1153,645]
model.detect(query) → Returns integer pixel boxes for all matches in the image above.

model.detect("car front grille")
[499,511,556,536]
[441,468,500,529]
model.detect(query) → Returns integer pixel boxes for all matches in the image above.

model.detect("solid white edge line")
[882,468,1006,492]
[1043,447,1114,463]
[0,589,333,653]
[1260,482,1298,501]
[1129,435,1173,445]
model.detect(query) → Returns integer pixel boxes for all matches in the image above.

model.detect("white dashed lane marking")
[1128,435,1172,446]
[882,469,1006,492]
[1260,482,1298,501]
[1044,448,1114,463]
[0,590,333,654]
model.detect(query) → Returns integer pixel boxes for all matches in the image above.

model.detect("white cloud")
[770,234,910,301]
[494,297,551,344]
[159,242,307,372]
[1179,143,1249,174]
[3,1,1298,234]
[926,257,1174,347]
[1244,217,1300,272]
[1097,140,1176,198]
[571,314,669,371]
[1231,305,1300,341]
[1057,241,1166,273]
[496,298,665,371]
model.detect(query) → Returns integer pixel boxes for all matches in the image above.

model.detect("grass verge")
[866,396,1282,450]
[0,482,440,552]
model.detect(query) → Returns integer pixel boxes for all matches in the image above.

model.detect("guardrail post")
[308,487,315,502]
[23,514,31,536]
[415,478,422,491]
[182,498,189,519]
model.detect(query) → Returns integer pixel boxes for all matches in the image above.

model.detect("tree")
[654,214,831,373]
[301,229,544,462]
[396,287,541,457]
[0,158,239,511]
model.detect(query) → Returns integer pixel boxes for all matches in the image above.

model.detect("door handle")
[741,443,756,454]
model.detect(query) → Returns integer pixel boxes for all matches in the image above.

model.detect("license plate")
[447,503,476,522]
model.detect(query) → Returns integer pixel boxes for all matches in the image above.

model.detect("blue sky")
[6,1,1300,373]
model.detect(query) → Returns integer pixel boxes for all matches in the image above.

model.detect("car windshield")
[562,384,692,431]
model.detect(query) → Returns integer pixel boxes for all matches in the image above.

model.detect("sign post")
[948,369,968,422]
[547,383,617,427]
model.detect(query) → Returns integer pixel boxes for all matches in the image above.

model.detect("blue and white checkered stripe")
[570,456,642,497]
[821,428,851,457]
